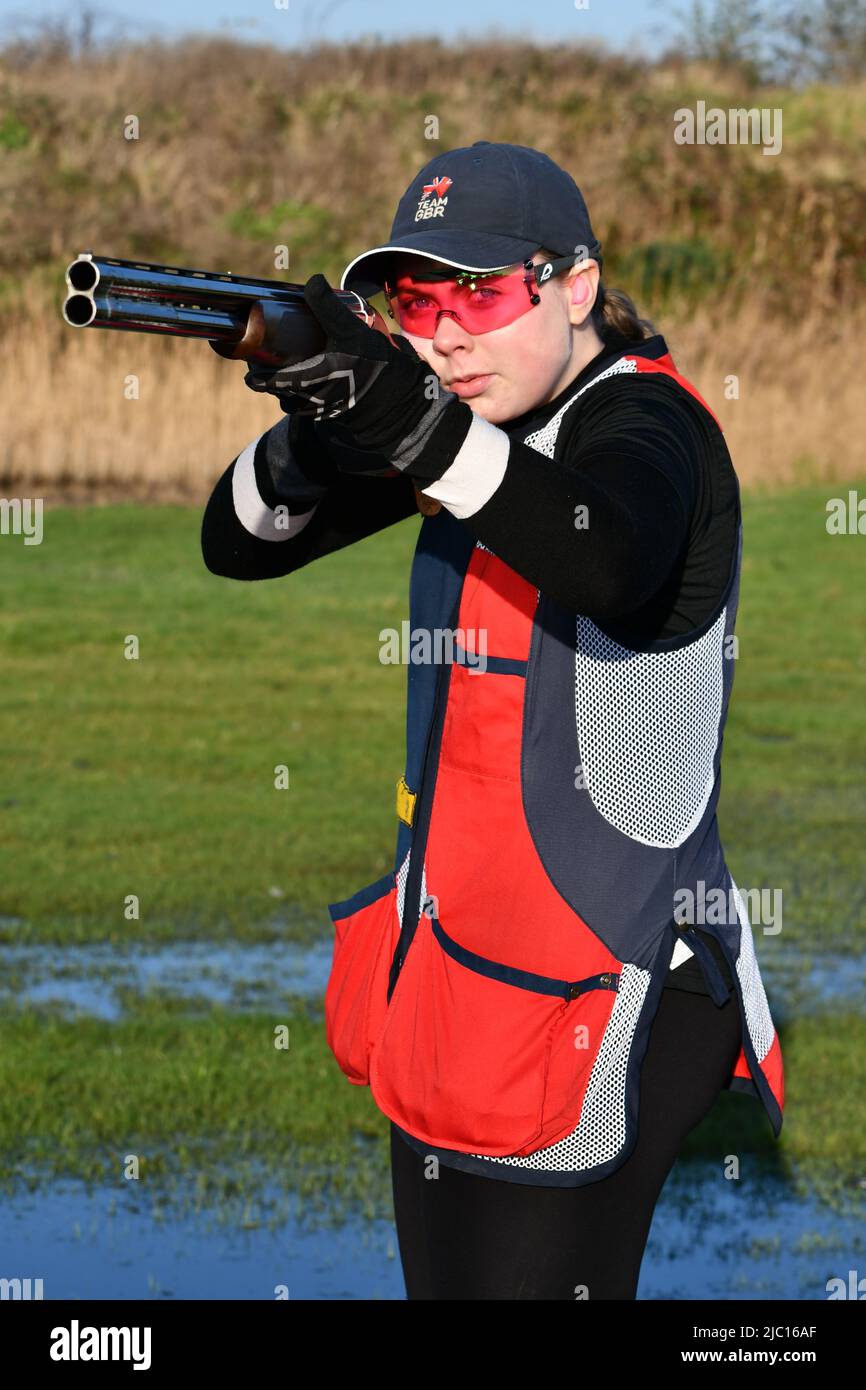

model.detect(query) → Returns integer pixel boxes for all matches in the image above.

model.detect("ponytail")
[590,282,656,346]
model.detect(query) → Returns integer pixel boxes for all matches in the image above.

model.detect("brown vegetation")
[2,35,863,497]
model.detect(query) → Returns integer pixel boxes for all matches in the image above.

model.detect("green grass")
[0,500,418,940]
[718,483,866,951]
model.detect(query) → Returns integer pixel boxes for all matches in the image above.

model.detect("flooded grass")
[0,1158,860,1300]
[0,1168,402,1300]
[639,1161,866,1300]
[0,938,335,1019]
[0,935,861,1025]
[0,974,862,1299]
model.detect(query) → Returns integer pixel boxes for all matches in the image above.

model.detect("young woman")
[201,141,784,1300]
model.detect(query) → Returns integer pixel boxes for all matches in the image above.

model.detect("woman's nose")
[431,311,474,352]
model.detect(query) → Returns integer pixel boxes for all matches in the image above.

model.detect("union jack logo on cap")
[422,175,452,198]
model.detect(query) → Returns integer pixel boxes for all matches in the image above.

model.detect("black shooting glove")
[242,273,473,486]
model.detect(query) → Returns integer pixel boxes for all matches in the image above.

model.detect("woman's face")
[384,251,601,425]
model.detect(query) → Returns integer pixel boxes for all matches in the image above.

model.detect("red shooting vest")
[323,343,784,1185]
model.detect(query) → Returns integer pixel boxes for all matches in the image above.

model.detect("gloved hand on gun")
[243,273,473,508]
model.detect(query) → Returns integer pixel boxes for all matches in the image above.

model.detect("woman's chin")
[467,396,502,424]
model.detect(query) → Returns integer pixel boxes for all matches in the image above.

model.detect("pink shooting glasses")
[382,253,582,338]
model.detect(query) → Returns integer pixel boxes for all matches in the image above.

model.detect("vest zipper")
[428,914,621,1002]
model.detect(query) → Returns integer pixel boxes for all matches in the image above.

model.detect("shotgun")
[61,251,441,514]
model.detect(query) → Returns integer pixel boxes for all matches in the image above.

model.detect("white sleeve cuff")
[419,413,510,519]
[231,434,318,541]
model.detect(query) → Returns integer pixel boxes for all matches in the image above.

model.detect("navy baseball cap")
[339,140,603,297]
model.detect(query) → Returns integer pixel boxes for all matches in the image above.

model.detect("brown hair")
[590,283,656,346]
[537,246,656,347]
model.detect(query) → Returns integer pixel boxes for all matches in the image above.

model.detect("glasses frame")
[382,252,585,335]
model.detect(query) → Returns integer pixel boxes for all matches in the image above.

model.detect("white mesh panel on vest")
[523,357,638,460]
[574,610,726,848]
[467,962,650,1172]
[396,848,426,932]
[730,880,776,1064]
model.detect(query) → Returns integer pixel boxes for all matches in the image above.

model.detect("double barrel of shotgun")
[61,251,441,514]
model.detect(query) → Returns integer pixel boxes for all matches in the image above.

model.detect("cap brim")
[340,230,542,297]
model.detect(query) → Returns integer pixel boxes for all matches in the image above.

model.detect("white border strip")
[231,435,318,542]
[419,413,510,519]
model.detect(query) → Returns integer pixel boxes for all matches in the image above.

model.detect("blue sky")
[1,0,681,56]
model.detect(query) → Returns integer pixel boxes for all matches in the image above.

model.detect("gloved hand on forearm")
[242,386,403,486]
[242,274,474,487]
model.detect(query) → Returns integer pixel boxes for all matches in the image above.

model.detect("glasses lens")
[386,263,537,337]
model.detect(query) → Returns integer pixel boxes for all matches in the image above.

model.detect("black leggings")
[389,983,743,1299]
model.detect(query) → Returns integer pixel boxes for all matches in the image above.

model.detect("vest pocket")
[325,871,401,1086]
[369,910,618,1155]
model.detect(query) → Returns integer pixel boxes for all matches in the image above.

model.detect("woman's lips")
[449,374,494,399]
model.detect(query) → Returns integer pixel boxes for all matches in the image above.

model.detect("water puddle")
[0,940,335,1019]
[0,1177,402,1300]
[0,1164,861,1300]
[760,948,866,1026]
[641,1163,866,1300]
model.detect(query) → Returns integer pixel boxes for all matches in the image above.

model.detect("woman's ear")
[567,261,600,324]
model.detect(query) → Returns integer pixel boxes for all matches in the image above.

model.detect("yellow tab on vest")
[396,776,416,826]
